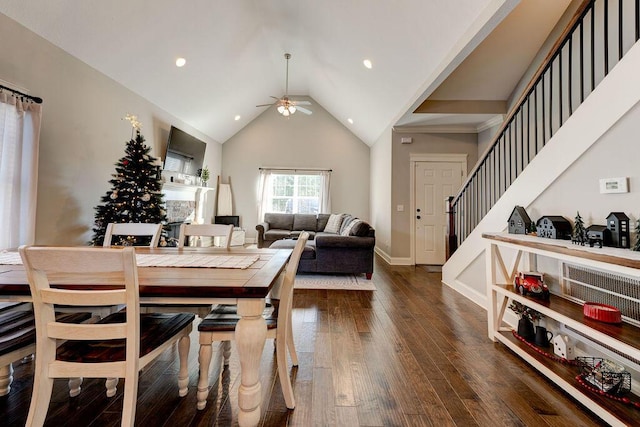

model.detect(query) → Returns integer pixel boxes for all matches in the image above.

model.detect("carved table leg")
[235,298,267,427]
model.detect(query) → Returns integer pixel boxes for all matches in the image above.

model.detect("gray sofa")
[256,213,375,279]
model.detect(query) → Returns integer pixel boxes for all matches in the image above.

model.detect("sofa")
[256,213,375,279]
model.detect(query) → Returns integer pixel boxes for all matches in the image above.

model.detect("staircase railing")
[447,0,640,256]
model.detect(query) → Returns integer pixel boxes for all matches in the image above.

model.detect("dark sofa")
[256,213,375,279]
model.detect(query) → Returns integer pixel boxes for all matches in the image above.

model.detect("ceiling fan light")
[277,105,285,114]
[282,109,290,117]
[288,106,296,114]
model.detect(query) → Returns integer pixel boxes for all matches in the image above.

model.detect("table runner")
[0,251,259,269]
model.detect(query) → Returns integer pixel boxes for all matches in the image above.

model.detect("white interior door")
[415,161,463,265]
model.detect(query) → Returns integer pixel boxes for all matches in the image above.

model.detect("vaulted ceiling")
[0,0,572,145]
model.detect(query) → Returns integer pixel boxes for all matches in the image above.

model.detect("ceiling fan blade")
[296,106,313,115]
[256,103,275,107]
[293,100,312,105]
[270,96,282,101]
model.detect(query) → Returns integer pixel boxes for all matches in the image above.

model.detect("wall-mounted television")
[164,126,206,176]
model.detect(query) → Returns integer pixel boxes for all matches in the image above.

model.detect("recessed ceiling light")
[363,59,372,69]
[347,118,354,124]
[175,57,186,67]
[234,115,241,121]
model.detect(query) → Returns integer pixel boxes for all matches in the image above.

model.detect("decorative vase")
[517,317,535,342]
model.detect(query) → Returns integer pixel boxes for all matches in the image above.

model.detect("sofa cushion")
[350,220,372,237]
[264,229,292,241]
[324,214,344,233]
[317,214,331,231]
[341,218,362,236]
[264,213,294,230]
[293,214,317,231]
[291,230,316,240]
[270,238,316,260]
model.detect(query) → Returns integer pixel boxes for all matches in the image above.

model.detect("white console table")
[484,232,640,426]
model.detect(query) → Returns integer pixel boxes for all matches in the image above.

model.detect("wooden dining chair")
[178,223,234,249]
[103,222,162,247]
[19,245,195,427]
[196,232,309,410]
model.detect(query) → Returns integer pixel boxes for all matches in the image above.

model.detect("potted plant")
[200,166,210,187]
[509,300,542,342]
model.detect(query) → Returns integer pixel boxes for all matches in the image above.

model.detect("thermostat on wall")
[599,177,628,194]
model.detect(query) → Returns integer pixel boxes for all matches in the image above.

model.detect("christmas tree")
[572,211,587,245]
[91,118,167,246]
[633,218,640,251]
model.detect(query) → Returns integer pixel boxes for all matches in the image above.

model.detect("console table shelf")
[484,232,640,426]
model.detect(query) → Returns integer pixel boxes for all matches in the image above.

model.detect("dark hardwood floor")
[2,256,607,426]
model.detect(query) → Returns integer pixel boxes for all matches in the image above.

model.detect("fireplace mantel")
[162,182,215,224]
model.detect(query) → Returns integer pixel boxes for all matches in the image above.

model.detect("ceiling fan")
[257,53,312,116]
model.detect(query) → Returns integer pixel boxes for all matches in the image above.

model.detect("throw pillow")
[339,215,353,235]
[341,218,362,236]
[324,214,344,234]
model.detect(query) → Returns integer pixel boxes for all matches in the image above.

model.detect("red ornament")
[123,160,129,166]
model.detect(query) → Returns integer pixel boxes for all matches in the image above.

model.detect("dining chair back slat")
[103,223,162,247]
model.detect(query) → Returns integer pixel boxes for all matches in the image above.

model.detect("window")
[258,169,331,221]
[269,174,321,214]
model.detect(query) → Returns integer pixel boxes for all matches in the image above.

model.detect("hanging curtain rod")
[259,167,332,172]
[0,83,43,104]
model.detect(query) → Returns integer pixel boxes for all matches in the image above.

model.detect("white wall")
[391,131,478,258]
[0,13,222,245]
[221,97,370,239]
[370,125,393,259]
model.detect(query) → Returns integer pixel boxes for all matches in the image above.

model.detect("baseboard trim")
[374,247,413,265]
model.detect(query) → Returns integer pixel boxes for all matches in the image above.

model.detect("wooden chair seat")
[57,312,194,363]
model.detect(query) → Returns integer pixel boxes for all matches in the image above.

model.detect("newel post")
[445,196,457,259]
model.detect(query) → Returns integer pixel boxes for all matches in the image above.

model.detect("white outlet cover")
[599,177,628,194]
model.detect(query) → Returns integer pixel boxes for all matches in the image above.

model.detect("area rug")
[294,274,376,291]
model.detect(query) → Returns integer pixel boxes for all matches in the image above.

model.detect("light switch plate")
[599,177,628,194]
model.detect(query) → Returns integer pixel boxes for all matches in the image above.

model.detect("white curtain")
[257,169,273,223]
[318,170,331,213]
[0,92,42,249]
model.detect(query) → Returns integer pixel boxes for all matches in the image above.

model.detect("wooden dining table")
[0,246,292,427]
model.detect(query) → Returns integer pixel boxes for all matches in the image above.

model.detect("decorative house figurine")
[508,206,533,234]
[536,216,572,239]
[606,212,630,248]
[553,335,575,360]
[586,225,611,248]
